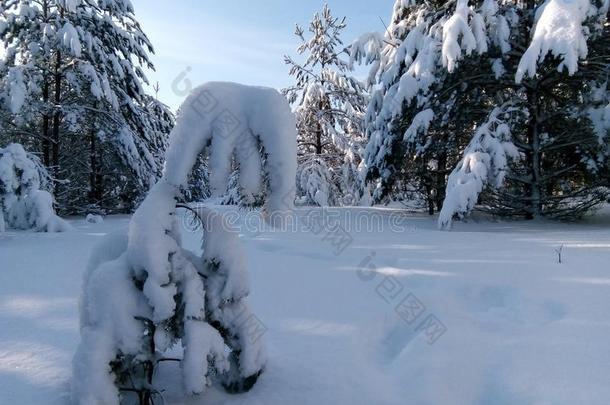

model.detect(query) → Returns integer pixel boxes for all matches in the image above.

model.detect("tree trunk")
[89,106,103,206]
[316,61,325,156]
[51,47,62,189]
[426,184,435,216]
[435,150,448,212]
[42,79,51,166]
[521,0,543,220]
[41,0,50,166]
[315,128,323,155]
[89,126,99,204]
[526,88,542,219]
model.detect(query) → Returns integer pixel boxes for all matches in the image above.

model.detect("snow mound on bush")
[0,143,70,233]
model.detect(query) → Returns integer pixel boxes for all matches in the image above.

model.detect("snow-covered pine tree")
[74,82,297,404]
[182,155,212,203]
[350,0,495,213]
[0,0,171,214]
[351,0,610,225]
[218,131,266,208]
[284,4,369,206]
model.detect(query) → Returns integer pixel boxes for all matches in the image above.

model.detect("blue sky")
[131,0,394,110]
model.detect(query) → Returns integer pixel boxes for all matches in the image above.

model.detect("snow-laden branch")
[438,107,520,230]
[442,0,477,72]
[165,83,296,214]
[516,0,594,83]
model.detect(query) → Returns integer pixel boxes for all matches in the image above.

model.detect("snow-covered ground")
[1,208,610,404]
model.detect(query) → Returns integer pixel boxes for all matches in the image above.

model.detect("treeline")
[0,0,172,214]
[288,1,610,228]
[2,1,609,226]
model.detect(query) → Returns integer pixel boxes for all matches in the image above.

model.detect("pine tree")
[284,4,369,206]
[351,0,610,225]
[0,0,171,214]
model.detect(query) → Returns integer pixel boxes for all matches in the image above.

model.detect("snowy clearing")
[1,208,610,404]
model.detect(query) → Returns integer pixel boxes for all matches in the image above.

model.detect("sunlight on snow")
[552,277,610,286]
[283,319,358,337]
[0,342,69,386]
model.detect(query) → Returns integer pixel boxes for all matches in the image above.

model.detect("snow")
[589,101,610,144]
[348,32,384,86]
[26,191,73,233]
[199,207,250,304]
[181,321,228,394]
[59,22,82,58]
[59,0,81,13]
[491,58,506,79]
[127,181,180,322]
[516,0,591,83]
[73,253,150,405]
[164,82,297,216]
[7,68,26,114]
[2,209,610,404]
[442,0,477,72]
[85,214,103,224]
[403,109,434,142]
[297,157,336,207]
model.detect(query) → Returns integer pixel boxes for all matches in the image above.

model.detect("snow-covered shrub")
[296,154,370,207]
[339,158,370,206]
[85,214,104,224]
[74,82,297,404]
[0,143,70,232]
[297,156,339,207]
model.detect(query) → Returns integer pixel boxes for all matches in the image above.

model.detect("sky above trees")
[131,0,393,110]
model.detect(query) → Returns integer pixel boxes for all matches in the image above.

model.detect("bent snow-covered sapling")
[74,82,297,404]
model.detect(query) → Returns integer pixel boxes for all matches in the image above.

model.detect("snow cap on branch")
[442,0,478,72]
[516,0,592,83]
[164,82,297,216]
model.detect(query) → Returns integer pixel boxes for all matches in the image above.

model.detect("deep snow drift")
[1,208,610,404]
